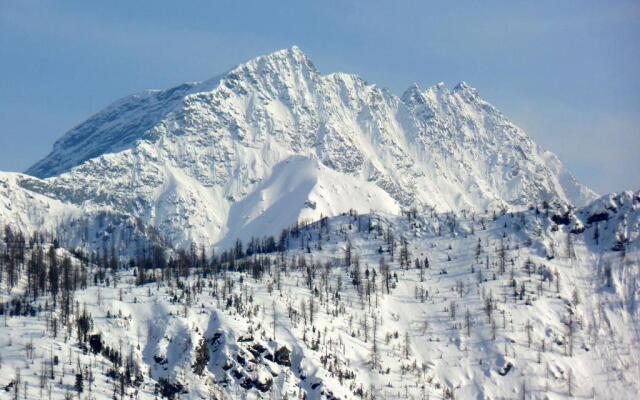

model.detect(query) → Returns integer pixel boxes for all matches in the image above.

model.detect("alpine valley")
[0,47,638,400]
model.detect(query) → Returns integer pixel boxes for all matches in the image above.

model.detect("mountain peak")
[452,81,479,97]
[257,45,308,63]
[27,46,319,179]
[401,83,423,104]
[287,44,305,57]
[231,45,318,77]
[402,82,451,106]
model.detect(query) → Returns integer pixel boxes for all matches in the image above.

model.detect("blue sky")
[0,0,638,194]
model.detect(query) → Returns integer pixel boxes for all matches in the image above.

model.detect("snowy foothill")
[0,194,638,399]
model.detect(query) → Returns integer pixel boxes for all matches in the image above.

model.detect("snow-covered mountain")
[1,46,638,399]
[5,46,596,249]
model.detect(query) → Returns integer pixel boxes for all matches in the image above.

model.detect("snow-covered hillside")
[2,46,596,249]
[0,195,638,399]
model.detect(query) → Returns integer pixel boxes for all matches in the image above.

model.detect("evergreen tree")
[75,371,83,393]
[192,337,210,375]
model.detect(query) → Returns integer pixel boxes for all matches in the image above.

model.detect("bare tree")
[566,232,575,260]
[370,315,378,368]
[525,320,533,348]
[464,309,471,337]
[272,301,277,340]
[449,300,457,321]
[403,332,411,359]
[498,239,506,274]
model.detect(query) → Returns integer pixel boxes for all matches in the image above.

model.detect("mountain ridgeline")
[2,46,596,250]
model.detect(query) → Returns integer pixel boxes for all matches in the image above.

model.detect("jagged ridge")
[9,46,598,248]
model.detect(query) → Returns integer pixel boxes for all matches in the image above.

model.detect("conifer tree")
[192,337,210,375]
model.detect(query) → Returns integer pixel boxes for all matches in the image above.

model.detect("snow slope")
[0,171,168,253]
[3,46,596,249]
[1,196,637,399]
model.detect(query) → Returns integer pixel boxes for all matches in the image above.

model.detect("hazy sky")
[1,0,638,194]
